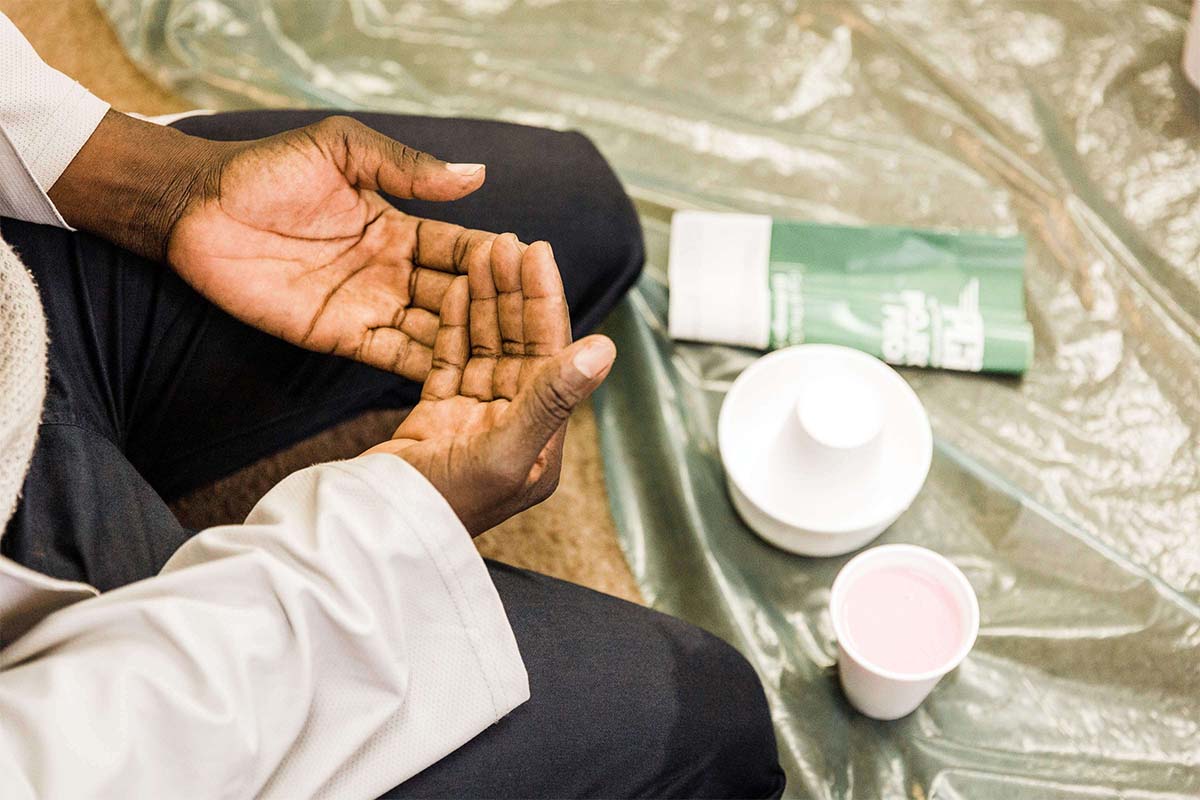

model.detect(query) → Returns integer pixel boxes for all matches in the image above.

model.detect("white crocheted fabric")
[0,236,46,533]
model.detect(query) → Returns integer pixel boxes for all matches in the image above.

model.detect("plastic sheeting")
[98,1,1200,796]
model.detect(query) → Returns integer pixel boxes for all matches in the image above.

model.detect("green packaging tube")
[667,211,1033,374]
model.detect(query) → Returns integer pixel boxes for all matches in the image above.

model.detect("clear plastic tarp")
[98,1,1200,796]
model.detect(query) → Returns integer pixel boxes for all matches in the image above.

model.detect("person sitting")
[0,12,785,798]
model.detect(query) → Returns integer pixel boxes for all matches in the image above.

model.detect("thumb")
[499,335,617,464]
[313,115,485,201]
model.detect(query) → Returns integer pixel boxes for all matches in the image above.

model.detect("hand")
[362,235,616,534]
[51,111,496,380]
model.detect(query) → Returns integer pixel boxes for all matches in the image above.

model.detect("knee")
[545,130,645,335]
[659,623,786,798]
[489,568,783,798]
[565,130,643,262]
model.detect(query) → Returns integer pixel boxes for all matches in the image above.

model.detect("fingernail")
[447,162,484,176]
[572,340,615,379]
[495,232,521,256]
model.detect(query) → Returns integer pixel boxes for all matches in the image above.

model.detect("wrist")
[48,110,236,262]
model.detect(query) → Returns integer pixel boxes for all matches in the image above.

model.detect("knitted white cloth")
[0,236,46,533]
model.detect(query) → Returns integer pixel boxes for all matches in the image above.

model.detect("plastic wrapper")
[97,1,1200,796]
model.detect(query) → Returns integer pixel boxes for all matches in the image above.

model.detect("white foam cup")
[828,544,979,720]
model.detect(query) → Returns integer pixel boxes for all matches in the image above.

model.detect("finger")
[399,307,439,349]
[462,235,502,400]
[520,240,571,358]
[396,341,433,379]
[462,358,496,402]
[357,328,432,381]
[316,115,486,201]
[422,276,470,400]
[411,217,496,274]
[492,233,525,357]
[492,356,525,402]
[468,238,502,359]
[494,335,616,464]
[488,233,527,400]
[409,267,455,313]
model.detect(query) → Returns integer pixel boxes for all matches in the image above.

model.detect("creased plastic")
[97,1,1200,796]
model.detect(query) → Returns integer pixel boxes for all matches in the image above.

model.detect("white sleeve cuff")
[25,83,109,194]
[0,12,110,227]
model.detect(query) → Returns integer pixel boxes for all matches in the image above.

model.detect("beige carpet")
[2,0,642,604]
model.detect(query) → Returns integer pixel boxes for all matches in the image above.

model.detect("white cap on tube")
[667,210,773,350]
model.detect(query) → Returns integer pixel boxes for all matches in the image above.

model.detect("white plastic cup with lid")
[719,345,932,556]
[828,544,980,720]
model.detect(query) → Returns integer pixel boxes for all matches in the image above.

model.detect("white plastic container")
[718,345,932,556]
[829,544,980,720]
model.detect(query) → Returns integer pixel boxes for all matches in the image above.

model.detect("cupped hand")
[362,235,616,534]
[167,115,496,379]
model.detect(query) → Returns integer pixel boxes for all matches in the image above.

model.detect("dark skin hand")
[364,235,616,534]
[52,110,497,379]
[50,110,616,531]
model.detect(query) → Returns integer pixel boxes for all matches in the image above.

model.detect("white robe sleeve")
[0,11,110,227]
[0,454,529,799]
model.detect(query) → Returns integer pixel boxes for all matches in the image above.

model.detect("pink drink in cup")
[829,544,979,719]
[843,565,965,673]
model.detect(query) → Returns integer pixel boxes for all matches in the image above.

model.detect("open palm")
[364,235,616,534]
[167,115,493,380]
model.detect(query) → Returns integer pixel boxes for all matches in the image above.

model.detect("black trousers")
[1,111,784,798]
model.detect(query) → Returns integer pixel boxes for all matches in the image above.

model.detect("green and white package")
[667,211,1033,374]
